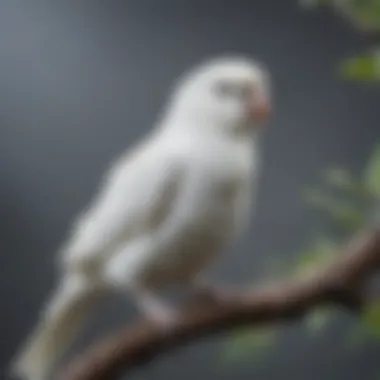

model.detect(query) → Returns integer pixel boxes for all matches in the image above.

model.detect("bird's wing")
[60,137,185,270]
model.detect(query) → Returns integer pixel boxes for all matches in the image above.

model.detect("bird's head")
[165,55,272,136]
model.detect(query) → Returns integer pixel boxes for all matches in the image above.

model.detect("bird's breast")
[191,162,249,237]
[143,168,250,288]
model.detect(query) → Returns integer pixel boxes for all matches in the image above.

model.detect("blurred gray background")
[1,0,379,379]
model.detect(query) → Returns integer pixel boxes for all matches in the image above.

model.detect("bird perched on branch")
[10,55,271,380]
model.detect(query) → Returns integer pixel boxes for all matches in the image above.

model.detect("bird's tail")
[10,274,105,380]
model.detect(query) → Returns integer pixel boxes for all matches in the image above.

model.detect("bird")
[10,55,272,380]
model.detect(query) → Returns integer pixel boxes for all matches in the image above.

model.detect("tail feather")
[10,275,104,380]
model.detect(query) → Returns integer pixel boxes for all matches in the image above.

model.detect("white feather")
[10,55,270,380]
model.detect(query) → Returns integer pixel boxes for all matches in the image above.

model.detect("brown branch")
[58,228,380,380]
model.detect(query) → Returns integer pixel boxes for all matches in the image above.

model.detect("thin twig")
[58,228,380,380]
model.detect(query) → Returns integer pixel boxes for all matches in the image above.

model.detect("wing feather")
[60,137,183,272]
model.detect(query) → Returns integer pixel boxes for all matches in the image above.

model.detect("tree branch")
[58,228,380,380]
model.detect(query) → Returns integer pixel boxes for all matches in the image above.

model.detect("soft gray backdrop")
[1,0,379,379]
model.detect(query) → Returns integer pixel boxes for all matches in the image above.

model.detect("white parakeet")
[10,55,271,380]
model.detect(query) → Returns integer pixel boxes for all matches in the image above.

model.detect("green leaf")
[328,202,365,230]
[340,51,380,82]
[324,166,373,200]
[341,1,380,32]
[224,327,277,362]
[293,238,338,277]
[325,0,380,32]
[361,300,380,339]
[324,167,355,188]
[301,187,334,208]
[303,0,380,31]
[305,307,333,333]
[364,142,380,198]
[302,187,364,230]
[313,237,338,254]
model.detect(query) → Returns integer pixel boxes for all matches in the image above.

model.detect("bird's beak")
[248,95,271,126]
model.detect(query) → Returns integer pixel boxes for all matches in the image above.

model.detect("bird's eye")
[238,84,253,99]
[214,81,235,98]
[214,81,252,100]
